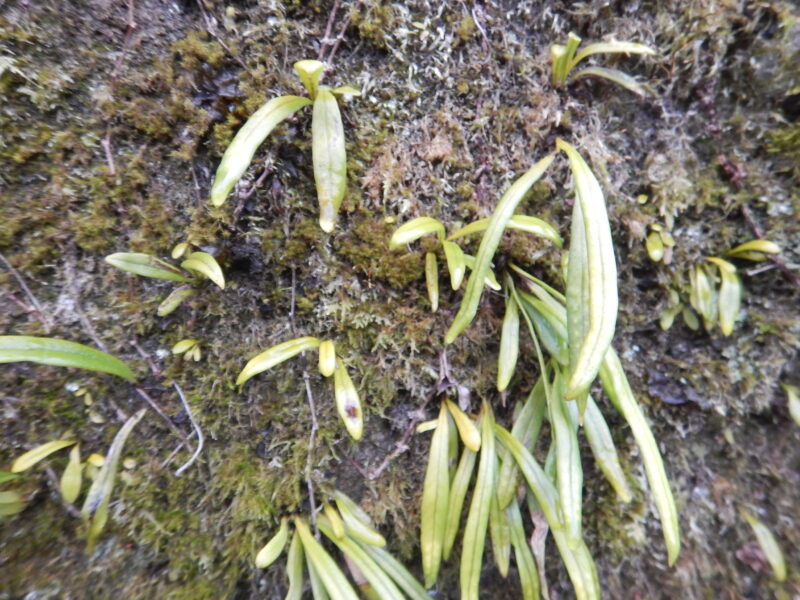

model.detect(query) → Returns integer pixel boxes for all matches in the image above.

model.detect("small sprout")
[425,252,439,312]
[104,252,191,283]
[172,339,202,361]
[725,239,781,262]
[60,445,82,504]
[445,399,481,452]
[333,361,364,441]
[388,217,445,249]
[157,286,196,317]
[236,337,321,386]
[497,287,520,393]
[180,251,225,290]
[706,257,742,336]
[86,453,105,467]
[88,410,106,424]
[781,383,800,426]
[171,242,191,259]
[11,440,76,473]
[740,510,786,582]
[318,340,336,378]
[646,230,664,262]
[255,516,290,569]
[323,502,346,539]
[122,458,137,470]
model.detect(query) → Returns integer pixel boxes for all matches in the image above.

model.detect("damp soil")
[1,1,798,599]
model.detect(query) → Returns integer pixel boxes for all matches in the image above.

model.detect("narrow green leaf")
[741,510,787,582]
[157,286,195,317]
[255,516,289,568]
[389,217,445,249]
[354,539,429,600]
[583,395,632,502]
[294,59,326,99]
[571,66,652,95]
[180,251,225,290]
[318,516,405,600]
[420,404,451,588]
[236,337,321,386]
[60,444,82,504]
[462,254,501,290]
[295,517,360,600]
[286,529,305,600]
[442,241,466,290]
[445,399,481,452]
[306,553,331,600]
[318,340,336,378]
[562,32,583,73]
[323,503,346,539]
[551,44,568,87]
[0,471,20,484]
[517,292,569,366]
[706,257,741,336]
[600,350,680,565]
[507,497,540,600]
[334,492,385,547]
[425,252,439,312]
[313,86,347,232]
[0,492,25,516]
[548,369,583,547]
[690,264,715,325]
[460,400,497,600]
[81,409,146,551]
[446,154,555,344]
[448,215,562,248]
[559,139,618,400]
[569,40,655,72]
[210,95,312,206]
[331,85,362,97]
[489,486,511,577]
[333,361,364,441]
[725,239,781,261]
[646,231,665,261]
[497,290,520,392]
[0,336,136,382]
[11,440,76,473]
[443,446,477,560]
[105,252,191,283]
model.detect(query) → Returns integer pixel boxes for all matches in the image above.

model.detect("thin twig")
[195,0,249,72]
[101,132,117,176]
[110,0,137,84]
[135,387,190,445]
[303,370,319,532]
[289,266,298,336]
[318,0,341,61]
[173,383,204,476]
[325,14,352,68]
[0,252,53,333]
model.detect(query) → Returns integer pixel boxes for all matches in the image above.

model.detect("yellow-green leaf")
[462,254,501,290]
[333,361,363,441]
[157,286,195,317]
[172,339,199,355]
[781,383,800,426]
[60,444,83,504]
[210,95,312,206]
[294,59,326,100]
[0,336,136,382]
[334,491,385,547]
[0,471,19,484]
[236,337,321,386]
[331,85,362,97]
[425,252,439,312]
[646,231,664,261]
[255,516,289,568]
[497,290,520,392]
[11,440,76,473]
[318,340,336,378]
[105,252,191,283]
[570,66,652,95]
[389,217,445,249]
[445,399,481,452]
[324,502,346,539]
[706,257,741,336]
[353,539,429,600]
[443,446,477,560]
[171,242,190,259]
[568,40,655,72]
[725,239,781,261]
[488,488,511,577]
[507,498,540,600]
[446,154,555,344]
[448,215,562,248]
[460,401,496,600]
[295,517,360,600]
[583,396,632,502]
[600,350,680,565]
[442,241,466,290]
[741,510,786,582]
[312,86,347,233]
[180,251,225,290]
[559,139,617,400]
[420,404,450,588]
[285,529,305,600]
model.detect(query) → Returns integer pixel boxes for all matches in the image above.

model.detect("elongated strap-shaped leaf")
[286,529,305,600]
[12,440,76,473]
[389,217,445,249]
[443,446,477,560]
[497,291,520,392]
[334,492,385,547]
[583,395,632,502]
[60,445,82,504]
[442,241,466,290]
[448,215,562,248]
[333,361,364,441]
[318,340,336,378]
[569,40,655,72]
[507,497,540,600]
[445,399,481,451]
[180,252,225,290]
[559,139,618,400]
[318,517,405,600]
[294,517,360,600]
[81,409,146,550]
[313,86,347,233]
[331,85,362,97]
[236,337,321,385]
[646,231,665,261]
[306,553,331,600]
[105,252,191,283]
[324,503,346,539]
[0,471,20,484]
[420,404,451,587]
[0,336,136,382]
[255,517,289,568]
[551,529,601,600]
[600,350,680,565]
[741,510,787,582]
[354,539,429,600]
[690,264,715,324]
[570,66,651,96]
[518,293,569,366]
[211,95,312,206]
[725,239,781,261]
[294,59,326,100]
[706,257,741,336]
[157,285,195,317]
[497,380,546,509]
[460,401,496,600]
[489,482,511,577]
[548,369,583,547]
[424,252,439,312]
[446,155,555,344]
